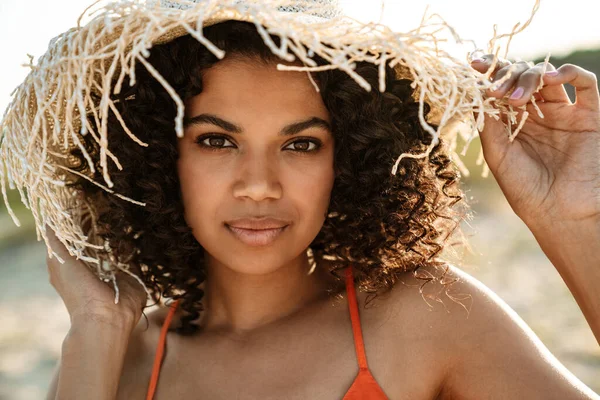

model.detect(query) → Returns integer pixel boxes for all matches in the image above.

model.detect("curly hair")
[69,20,469,335]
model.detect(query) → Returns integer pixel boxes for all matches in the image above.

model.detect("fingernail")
[491,81,508,92]
[471,58,486,63]
[544,70,559,76]
[509,87,524,100]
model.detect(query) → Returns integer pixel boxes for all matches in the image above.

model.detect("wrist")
[526,216,600,245]
[70,311,138,335]
[59,314,134,400]
[527,217,600,346]
[63,318,134,359]
[528,218,600,273]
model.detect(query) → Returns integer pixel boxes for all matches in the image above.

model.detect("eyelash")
[194,134,322,153]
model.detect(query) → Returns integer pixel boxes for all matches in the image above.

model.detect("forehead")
[185,56,329,119]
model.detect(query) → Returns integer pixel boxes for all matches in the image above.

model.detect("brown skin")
[176,56,337,334]
[112,263,596,399]
[114,265,449,400]
[473,56,600,229]
[472,56,600,350]
[45,55,599,399]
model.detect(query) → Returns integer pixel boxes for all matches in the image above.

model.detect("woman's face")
[177,56,335,275]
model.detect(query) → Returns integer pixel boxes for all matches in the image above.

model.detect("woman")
[2,1,597,399]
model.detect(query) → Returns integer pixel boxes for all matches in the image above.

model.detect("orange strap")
[345,265,369,370]
[147,266,368,399]
[146,298,180,400]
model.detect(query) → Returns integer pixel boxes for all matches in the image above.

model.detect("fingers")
[45,227,81,286]
[45,227,91,284]
[471,55,525,100]
[470,54,512,76]
[503,62,571,107]
[536,63,571,104]
[470,54,573,106]
[543,64,599,111]
[486,62,530,98]
[45,226,68,265]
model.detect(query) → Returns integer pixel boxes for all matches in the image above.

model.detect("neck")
[198,252,339,335]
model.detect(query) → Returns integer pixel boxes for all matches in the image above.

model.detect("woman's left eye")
[284,139,321,152]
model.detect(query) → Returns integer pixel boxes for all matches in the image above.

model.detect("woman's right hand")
[45,227,148,330]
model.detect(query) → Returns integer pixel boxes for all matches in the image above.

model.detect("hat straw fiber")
[0,0,543,302]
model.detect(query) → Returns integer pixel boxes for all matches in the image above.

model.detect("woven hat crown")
[159,0,343,19]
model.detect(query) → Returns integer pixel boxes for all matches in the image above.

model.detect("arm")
[529,220,600,345]
[43,227,148,399]
[45,360,60,400]
[439,265,599,400]
[46,316,135,400]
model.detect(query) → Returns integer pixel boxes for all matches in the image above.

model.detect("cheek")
[177,156,228,226]
[286,156,335,223]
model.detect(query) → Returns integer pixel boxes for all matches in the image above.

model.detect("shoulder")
[369,264,482,371]
[378,263,535,335]
[115,305,175,399]
[374,263,481,329]
[127,304,174,359]
[378,262,560,359]
[378,263,597,399]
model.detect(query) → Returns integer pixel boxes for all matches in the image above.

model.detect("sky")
[1,0,599,113]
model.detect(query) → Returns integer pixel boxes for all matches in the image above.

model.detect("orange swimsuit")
[146,266,388,399]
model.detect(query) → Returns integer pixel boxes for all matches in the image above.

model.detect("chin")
[209,252,296,276]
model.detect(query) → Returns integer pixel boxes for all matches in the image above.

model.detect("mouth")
[225,224,288,247]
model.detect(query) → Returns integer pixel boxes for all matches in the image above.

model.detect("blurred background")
[1,0,599,398]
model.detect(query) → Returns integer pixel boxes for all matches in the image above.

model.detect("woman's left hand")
[470,55,600,231]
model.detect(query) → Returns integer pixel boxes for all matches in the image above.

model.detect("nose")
[232,150,283,202]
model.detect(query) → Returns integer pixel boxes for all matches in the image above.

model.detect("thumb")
[45,226,70,264]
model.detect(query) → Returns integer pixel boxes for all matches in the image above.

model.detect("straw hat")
[0,0,541,301]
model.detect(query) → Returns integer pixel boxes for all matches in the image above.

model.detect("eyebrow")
[183,113,332,136]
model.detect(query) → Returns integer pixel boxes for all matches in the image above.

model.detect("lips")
[225,225,288,246]
[224,217,290,246]
[224,217,290,230]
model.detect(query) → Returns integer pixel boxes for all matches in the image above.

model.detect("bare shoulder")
[354,263,478,398]
[372,263,478,335]
[115,305,174,399]
[380,263,599,400]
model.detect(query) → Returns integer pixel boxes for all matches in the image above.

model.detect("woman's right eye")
[194,134,236,150]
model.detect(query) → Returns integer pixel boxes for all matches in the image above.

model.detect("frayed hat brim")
[0,0,543,302]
